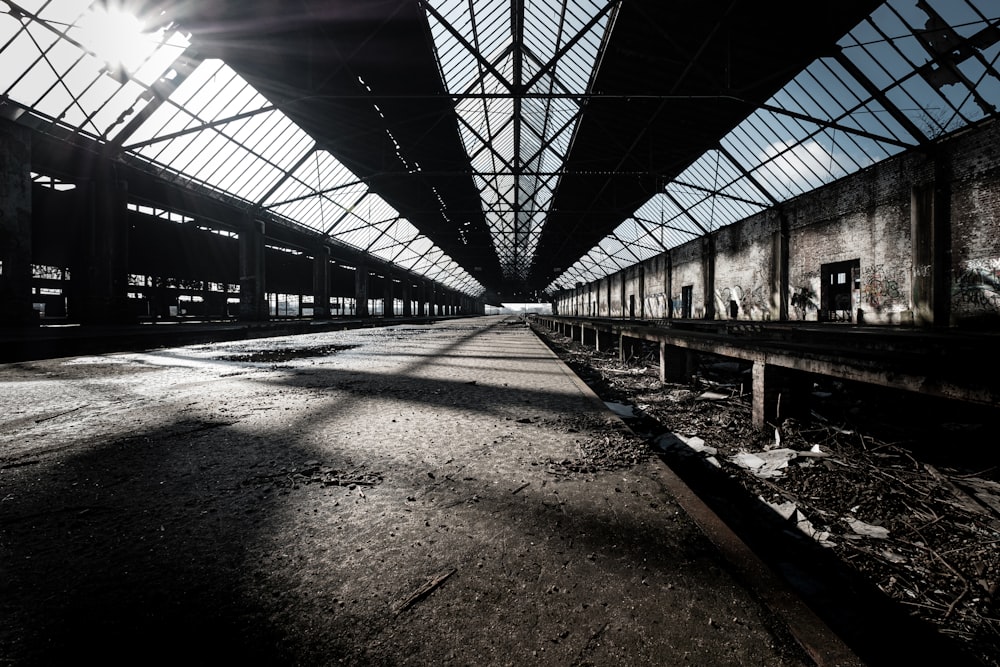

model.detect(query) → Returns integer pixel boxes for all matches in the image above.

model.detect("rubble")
[534,323,1000,666]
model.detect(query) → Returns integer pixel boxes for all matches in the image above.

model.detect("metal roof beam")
[422,1,513,91]
[522,1,620,92]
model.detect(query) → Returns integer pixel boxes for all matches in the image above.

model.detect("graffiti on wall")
[716,284,768,319]
[644,293,668,319]
[954,257,1000,314]
[860,264,904,311]
[715,257,771,320]
[671,295,683,316]
[790,285,818,319]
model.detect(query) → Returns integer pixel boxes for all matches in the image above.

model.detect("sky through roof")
[550,0,999,291]
[0,0,486,297]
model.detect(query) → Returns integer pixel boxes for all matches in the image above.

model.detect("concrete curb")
[527,322,865,667]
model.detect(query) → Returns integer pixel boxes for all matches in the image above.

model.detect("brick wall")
[552,118,1000,328]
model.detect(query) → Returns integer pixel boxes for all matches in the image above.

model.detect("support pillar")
[74,160,133,324]
[666,251,673,320]
[239,215,268,321]
[417,282,427,316]
[773,212,789,321]
[355,262,369,317]
[639,264,646,319]
[383,273,394,318]
[751,361,811,428]
[595,329,612,353]
[911,176,950,326]
[659,343,697,384]
[312,245,330,319]
[0,121,35,326]
[619,333,639,363]
[702,235,716,320]
[402,282,413,317]
[911,184,935,326]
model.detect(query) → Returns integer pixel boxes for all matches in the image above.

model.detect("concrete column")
[933,161,952,326]
[666,251,673,319]
[355,262,369,317]
[911,178,950,327]
[239,215,268,321]
[619,333,639,363]
[429,285,437,316]
[773,213,789,321]
[75,161,132,324]
[417,282,426,316]
[702,235,716,320]
[0,121,35,326]
[383,273,394,318]
[751,361,810,428]
[312,245,330,319]
[659,343,697,384]
[595,329,612,353]
[911,184,935,326]
[639,264,646,319]
[402,282,413,317]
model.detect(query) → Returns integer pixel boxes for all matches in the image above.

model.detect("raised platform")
[1,315,862,665]
[537,316,1000,426]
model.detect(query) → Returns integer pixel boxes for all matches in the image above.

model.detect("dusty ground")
[532,321,1000,666]
[1,317,814,666]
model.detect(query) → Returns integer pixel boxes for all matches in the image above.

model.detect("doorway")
[820,259,860,322]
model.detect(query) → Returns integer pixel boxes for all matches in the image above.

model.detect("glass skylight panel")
[125,61,318,202]
[425,0,615,279]
[612,220,660,257]
[840,0,1000,138]
[0,3,487,298]
[263,150,362,228]
[367,219,412,255]
[0,2,191,140]
[393,238,434,271]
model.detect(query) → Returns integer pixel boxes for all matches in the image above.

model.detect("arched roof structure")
[2,0,997,302]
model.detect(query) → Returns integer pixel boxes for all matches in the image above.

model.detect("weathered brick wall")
[669,241,705,318]
[948,122,1000,323]
[641,254,669,319]
[621,265,642,318]
[713,213,779,320]
[551,119,1000,328]
[608,272,624,318]
[785,153,925,324]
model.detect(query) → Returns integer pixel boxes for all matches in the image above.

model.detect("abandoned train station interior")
[2,0,1000,665]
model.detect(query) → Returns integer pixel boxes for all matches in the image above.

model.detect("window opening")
[681,285,693,319]
[820,259,861,322]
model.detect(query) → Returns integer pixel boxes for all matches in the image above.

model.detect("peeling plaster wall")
[641,254,669,319]
[552,119,1000,329]
[669,241,704,319]
[622,264,643,318]
[949,123,1000,324]
[713,214,778,321]
[784,153,921,324]
[607,272,625,319]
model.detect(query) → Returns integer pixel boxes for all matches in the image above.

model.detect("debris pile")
[540,428,650,474]
[243,461,383,490]
[533,323,1000,665]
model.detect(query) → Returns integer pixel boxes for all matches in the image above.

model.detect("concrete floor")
[2,316,845,665]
